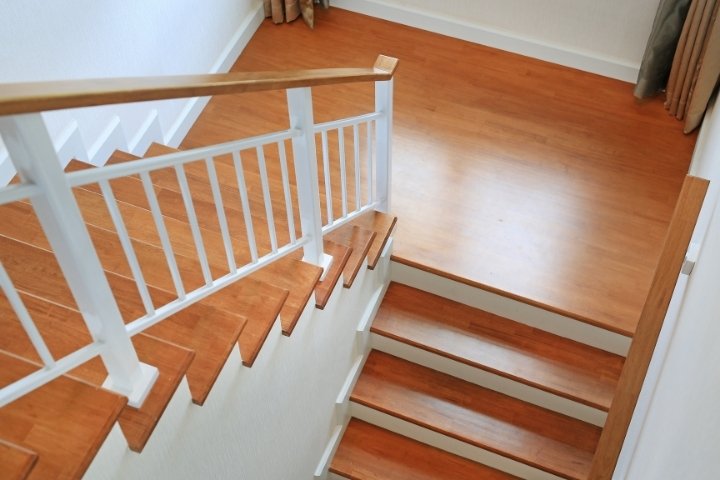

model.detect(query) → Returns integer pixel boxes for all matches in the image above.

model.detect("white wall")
[334,0,660,81]
[620,100,720,479]
[0,0,264,183]
[85,239,392,480]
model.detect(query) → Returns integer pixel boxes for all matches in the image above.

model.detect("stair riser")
[371,333,606,426]
[349,402,564,480]
[391,262,631,356]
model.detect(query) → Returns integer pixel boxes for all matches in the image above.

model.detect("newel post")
[286,87,332,276]
[0,113,157,407]
[374,56,397,213]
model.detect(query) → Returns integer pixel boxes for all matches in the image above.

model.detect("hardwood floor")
[182,8,696,333]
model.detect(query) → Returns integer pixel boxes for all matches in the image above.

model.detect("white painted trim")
[88,116,127,165]
[54,121,89,164]
[314,423,347,478]
[391,262,631,355]
[128,109,162,156]
[333,0,639,82]
[164,3,265,146]
[350,402,564,480]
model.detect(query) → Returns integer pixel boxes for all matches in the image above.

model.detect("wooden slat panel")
[0,55,398,115]
[330,419,519,480]
[0,353,126,480]
[372,282,624,411]
[589,175,709,479]
[352,350,601,480]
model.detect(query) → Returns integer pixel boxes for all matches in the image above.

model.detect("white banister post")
[374,77,394,213]
[286,87,332,275]
[0,113,157,407]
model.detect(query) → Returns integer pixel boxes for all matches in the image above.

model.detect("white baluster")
[286,87,332,275]
[0,113,157,407]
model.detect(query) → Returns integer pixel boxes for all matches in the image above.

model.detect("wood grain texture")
[0,353,126,480]
[0,55,398,115]
[0,234,246,406]
[352,350,601,480]
[330,419,519,480]
[372,282,624,411]
[314,240,352,309]
[0,282,193,452]
[326,225,376,288]
[349,211,397,270]
[0,439,38,480]
[182,7,696,335]
[589,176,709,479]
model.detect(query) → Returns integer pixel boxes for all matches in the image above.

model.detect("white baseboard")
[333,0,639,83]
[165,3,265,147]
[88,116,127,165]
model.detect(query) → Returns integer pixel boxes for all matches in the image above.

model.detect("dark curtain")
[635,0,720,132]
[634,0,693,99]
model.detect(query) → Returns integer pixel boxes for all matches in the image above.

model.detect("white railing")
[0,66,395,408]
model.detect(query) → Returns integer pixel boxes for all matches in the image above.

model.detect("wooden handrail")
[0,55,399,116]
[589,175,709,479]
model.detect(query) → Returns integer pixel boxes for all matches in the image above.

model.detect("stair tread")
[68,161,299,370]
[264,259,323,336]
[372,283,623,411]
[351,350,601,480]
[349,210,396,269]
[314,240,353,309]
[0,287,194,452]
[331,419,519,480]
[0,439,38,480]
[0,353,126,480]
[0,235,246,406]
[326,225,376,288]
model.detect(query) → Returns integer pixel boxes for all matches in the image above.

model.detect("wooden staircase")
[329,282,618,480]
[0,144,397,479]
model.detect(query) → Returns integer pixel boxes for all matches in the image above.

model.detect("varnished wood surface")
[373,282,624,411]
[352,350,601,480]
[330,419,519,480]
[0,353,126,480]
[589,176,709,479]
[349,211,396,270]
[314,240,352,309]
[327,225,376,288]
[182,7,696,334]
[0,234,246,406]
[0,279,193,452]
[0,439,37,480]
[0,55,398,115]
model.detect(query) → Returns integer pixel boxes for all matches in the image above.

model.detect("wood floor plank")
[181,7,695,334]
[0,287,194,452]
[372,282,624,411]
[314,239,352,309]
[0,353,126,480]
[352,350,601,480]
[0,439,38,480]
[0,235,246,406]
[326,225,376,288]
[330,419,519,480]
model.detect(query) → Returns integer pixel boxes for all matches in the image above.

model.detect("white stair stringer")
[86,234,394,480]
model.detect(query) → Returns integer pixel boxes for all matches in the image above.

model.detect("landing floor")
[182,8,696,335]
